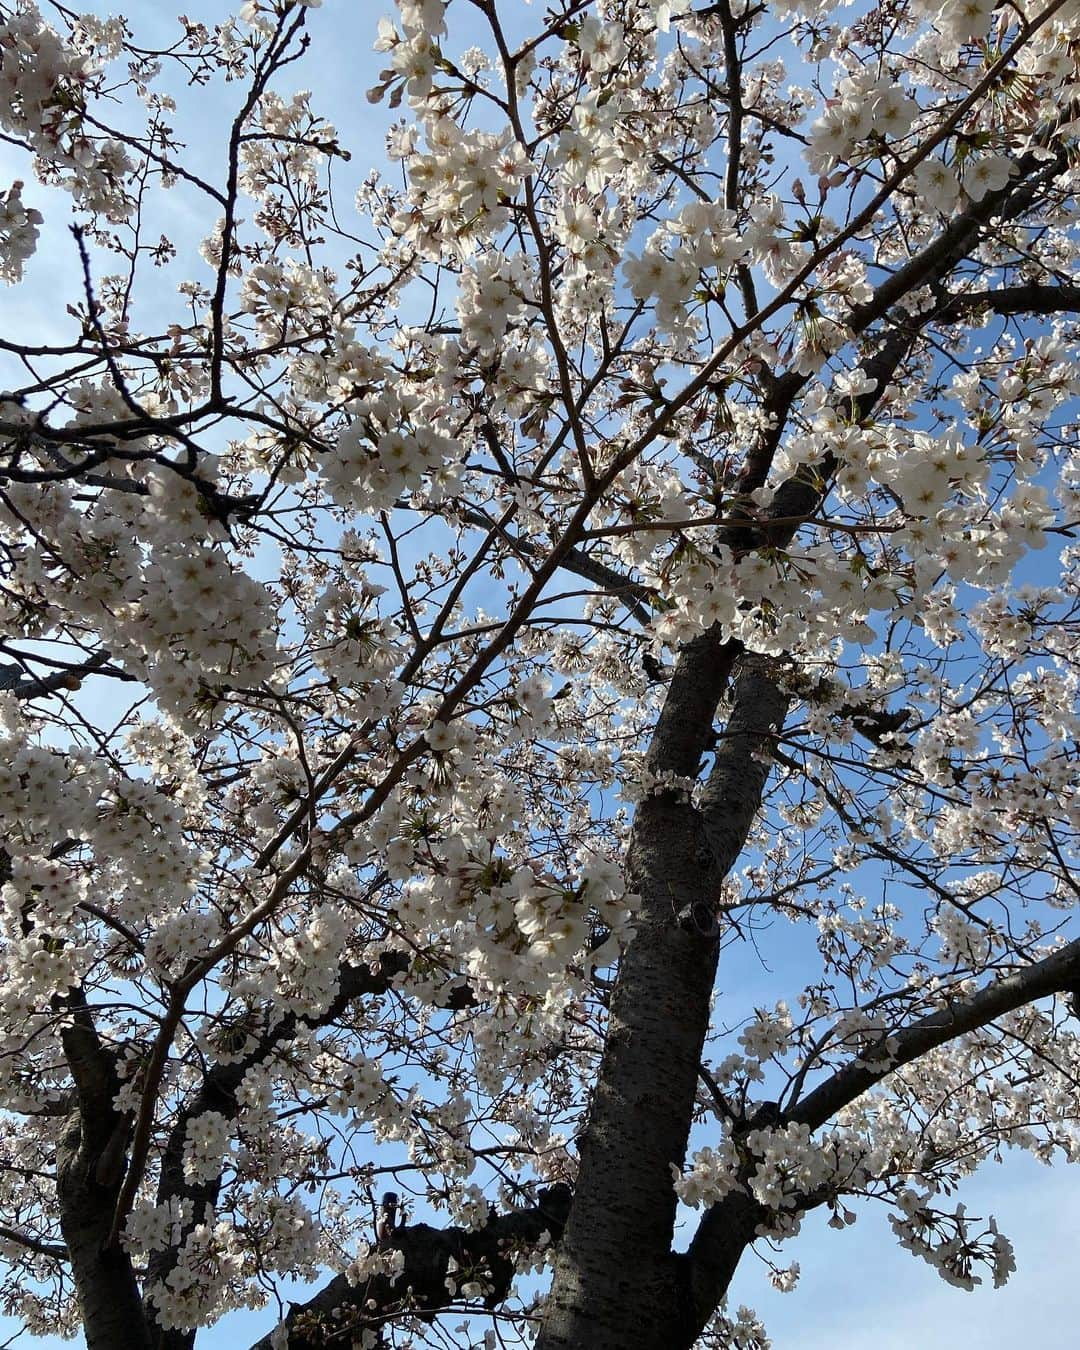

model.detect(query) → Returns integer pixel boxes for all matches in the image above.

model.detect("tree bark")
[57,1115,152,1350]
[536,653,789,1350]
[56,998,152,1350]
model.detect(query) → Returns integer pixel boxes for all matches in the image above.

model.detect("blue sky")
[3,1,1080,1346]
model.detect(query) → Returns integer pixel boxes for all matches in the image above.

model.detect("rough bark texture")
[56,1000,152,1350]
[57,1117,152,1350]
[535,654,789,1350]
[683,1190,766,1338]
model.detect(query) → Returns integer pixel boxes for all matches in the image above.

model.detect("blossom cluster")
[0,181,42,283]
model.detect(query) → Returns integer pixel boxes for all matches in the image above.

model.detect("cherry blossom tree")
[1,0,1080,1347]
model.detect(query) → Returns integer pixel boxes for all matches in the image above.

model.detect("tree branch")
[0,1224,68,1262]
[144,949,430,1345]
[789,935,1080,1131]
[936,281,1080,320]
[677,937,1080,1345]
[249,1184,573,1350]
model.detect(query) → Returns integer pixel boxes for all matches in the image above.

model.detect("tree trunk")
[57,1113,153,1350]
[537,652,788,1350]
